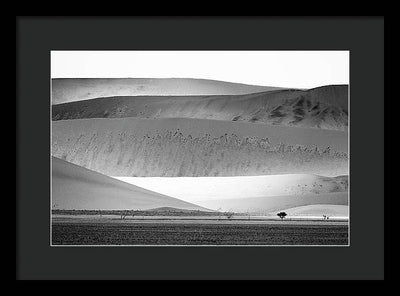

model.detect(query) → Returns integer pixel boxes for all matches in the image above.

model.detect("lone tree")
[120,211,128,220]
[120,210,135,220]
[277,212,287,220]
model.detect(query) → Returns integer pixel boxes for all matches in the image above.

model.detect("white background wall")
[51,51,349,89]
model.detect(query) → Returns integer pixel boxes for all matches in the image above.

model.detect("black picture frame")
[16,16,386,280]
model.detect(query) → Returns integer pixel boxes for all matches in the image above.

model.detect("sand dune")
[281,204,348,217]
[114,174,348,203]
[51,156,209,211]
[195,192,348,214]
[51,78,349,218]
[52,78,282,105]
[52,117,348,177]
[52,84,348,131]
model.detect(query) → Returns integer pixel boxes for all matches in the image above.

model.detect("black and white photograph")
[50,50,349,246]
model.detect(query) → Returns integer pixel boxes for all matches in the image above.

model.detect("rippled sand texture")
[52,118,348,177]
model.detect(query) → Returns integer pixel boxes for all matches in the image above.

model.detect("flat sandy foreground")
[52,215,348,225]
[51,216,348,246]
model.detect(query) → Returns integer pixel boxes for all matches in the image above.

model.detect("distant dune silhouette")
[52,78,283,104]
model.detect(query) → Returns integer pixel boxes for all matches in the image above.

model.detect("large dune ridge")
[195,192,348,214]
[52,84,348,131]
[52,117,348,177]
[51,156,210,211]
[51,78,283,105]
[113,174,348,203]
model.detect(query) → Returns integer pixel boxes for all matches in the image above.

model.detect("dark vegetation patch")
[321,108,330,115]
[293,108,305,116]
[62,113,71,120]
[294,96,305,107]
[311,102,320,111]
[291,115,304,124]
[232,115,241,121]
[269,106,286,118]
[52,114,61,120]
[330,109,341,121]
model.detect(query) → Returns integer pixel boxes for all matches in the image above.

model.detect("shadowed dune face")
[196,192,348,214]
[51,78,282,105]
[51,156,210,211]
[52,84,348,131]
[52,118,348,177]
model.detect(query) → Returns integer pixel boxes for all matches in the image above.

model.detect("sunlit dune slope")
[52,78,281,104]
[281,204,348,217]
[114,174,348,203]
[195,192,348,214]
[52,84,348,131]
[51,156,209,211]
[52,118,348,177]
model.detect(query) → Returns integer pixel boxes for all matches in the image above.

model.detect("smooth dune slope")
[281,204,348,217]
[114,174,348,203]
[51,156,209,211]
[52,118,348,177]
[195,192,348,214]
[52,78,282,104]
[52,84,348,131]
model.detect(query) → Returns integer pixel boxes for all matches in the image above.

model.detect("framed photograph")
[16,16,385,280]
